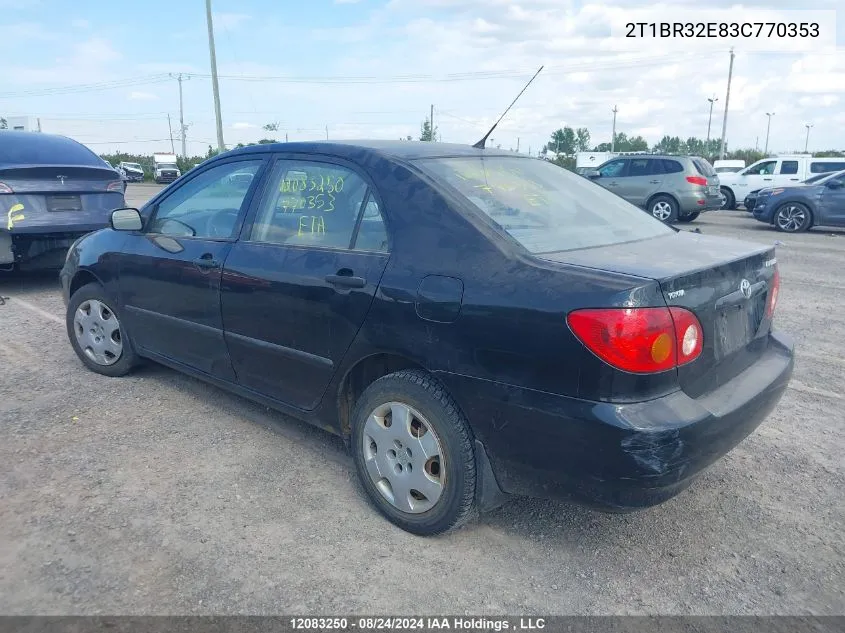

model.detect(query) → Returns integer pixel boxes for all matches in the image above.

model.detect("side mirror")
[110,207,143,231]
[584,169,601,179]
[826,179,843,189]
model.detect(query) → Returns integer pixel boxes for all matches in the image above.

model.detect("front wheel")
[648,195,679,224]
[350,370,477,536]
[774,203,812,233]
[66,283,139,377]
[719,187,736,210]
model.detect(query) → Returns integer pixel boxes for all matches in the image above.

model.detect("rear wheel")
[719,187,736,210]
[350,369,476,536]
[677,211,700,223]
[774,203,812,233]
[648,195,679,224]
[66,283,139,377]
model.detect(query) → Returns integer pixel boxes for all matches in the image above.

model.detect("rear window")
[692,158,716,176]
[0,133,102,166]
[810,161,845,173]
[416,156,673,254]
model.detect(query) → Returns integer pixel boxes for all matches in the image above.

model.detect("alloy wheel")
[652,201,673,221]
[776,205,807,232]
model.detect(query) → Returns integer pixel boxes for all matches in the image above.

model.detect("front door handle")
[194,253,220,269]
[326,270,366,288]
[763,177,773,181]
[607,181,618,186]
[789,178,799,181]
[649,180,661,184]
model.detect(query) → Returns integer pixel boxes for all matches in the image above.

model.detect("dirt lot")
[1,184,843,615]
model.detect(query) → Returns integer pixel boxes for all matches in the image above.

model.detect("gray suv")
[584,154,721,223]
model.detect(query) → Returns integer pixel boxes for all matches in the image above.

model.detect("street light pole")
[611,105,618,153]
[706,96,718,149]
[205,0,225,153]
[718,48,734,160]
[764,112,775,155]
[804,124,813,153]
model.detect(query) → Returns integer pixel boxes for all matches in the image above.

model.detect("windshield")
[814,169,845,184]
[715,166,742,173]
[124,163,142,170]
[416,156,673,254]
[159,163,178,169]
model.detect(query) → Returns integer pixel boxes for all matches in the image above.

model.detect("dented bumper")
[436,330,794,511]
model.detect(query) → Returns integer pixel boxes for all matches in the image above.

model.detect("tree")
[420,117,438,142]
[263,122,279,132]
[546,127,576,155]
[575,127,591,152]
[0,117,6,129]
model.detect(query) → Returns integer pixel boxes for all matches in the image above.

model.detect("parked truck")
[152,153,181,184]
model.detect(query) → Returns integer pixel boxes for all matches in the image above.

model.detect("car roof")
[0,130,104,167]
[223,140,524,162]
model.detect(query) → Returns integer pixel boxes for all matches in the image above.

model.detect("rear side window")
[692,158,716,176]
[627,159,652,177]
[416,156,673,254]
[662,160,684,174]
[810,161,845,173]
[779,161,799,175]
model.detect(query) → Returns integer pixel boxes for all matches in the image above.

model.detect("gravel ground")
[1,185,843,615]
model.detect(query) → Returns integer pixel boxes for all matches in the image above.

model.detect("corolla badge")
[740,279,751,299]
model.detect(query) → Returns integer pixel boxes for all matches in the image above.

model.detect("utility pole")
[764,112,775,154]
[205,0,225,153]
[611,105,618,153]
[517,137,520,152]
[169,73,190,158]
[325,125,329,140]
[804,123,813,153]
[706,95,718,146]
[718,48,734,160]
[430,104,434,142]
[167,114,175,153]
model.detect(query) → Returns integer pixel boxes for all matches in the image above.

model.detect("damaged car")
[1,130,126,271]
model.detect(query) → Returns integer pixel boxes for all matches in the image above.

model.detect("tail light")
[0,182,13,194]
[766,266,780,319]
[567,306,703,374]
[106,180,124,192]
[686,176,708,186]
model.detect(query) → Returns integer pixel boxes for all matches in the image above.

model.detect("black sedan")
[743,172,833,212]
[1,131,126,270]
[60,141,793,535]
[751,169,845,232]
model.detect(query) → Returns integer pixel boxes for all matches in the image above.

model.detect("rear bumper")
[437,330,794,511]
[677,190,723,213]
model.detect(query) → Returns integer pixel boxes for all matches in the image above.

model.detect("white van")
[713,159,745,174]
[718,155,845,209]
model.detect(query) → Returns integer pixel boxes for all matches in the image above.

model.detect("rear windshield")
[0,134,102,166]
[692,158,716,176]
[416,156,673,254]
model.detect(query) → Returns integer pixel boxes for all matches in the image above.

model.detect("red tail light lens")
[106,180,125,192]
[766,267,780,318]
[686,175,708,186]
[567,306,703,374]
[0,181,13,194]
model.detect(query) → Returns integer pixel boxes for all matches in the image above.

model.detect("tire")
[774,202,812,233]
[647,195,679,224]
[66,282,139,377]
[677,211,700,223]
[350,369,477,536]
[719,187,736,210]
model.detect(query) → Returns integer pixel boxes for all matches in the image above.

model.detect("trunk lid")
[541,231,778,398]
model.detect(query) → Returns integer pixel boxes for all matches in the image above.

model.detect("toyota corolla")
[60,141,794,535]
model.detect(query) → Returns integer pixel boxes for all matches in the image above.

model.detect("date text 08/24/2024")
[289,617,547,631]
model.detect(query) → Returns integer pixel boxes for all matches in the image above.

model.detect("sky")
[0,0,843,157]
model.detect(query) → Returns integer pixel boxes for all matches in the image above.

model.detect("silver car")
[584,154,722,223]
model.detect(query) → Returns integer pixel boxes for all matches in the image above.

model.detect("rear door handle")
[326,271,366,288]
[607,181,618,186]
[649,180,661,184]
[763,178,773,181]
[789,178,799,181]
[194,253,221,269]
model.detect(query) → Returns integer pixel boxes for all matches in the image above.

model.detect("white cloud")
[213,12,251,30]
[128,91,158,101]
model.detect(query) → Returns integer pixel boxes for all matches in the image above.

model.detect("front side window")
[250,159,388,251]
[745,160,777,175]
[597,159,626,178]
[148,160,262,238]
[416,156,673,254]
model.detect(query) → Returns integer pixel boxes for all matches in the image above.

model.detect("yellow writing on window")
[308,174,345,194]
[280,178,308,193]
[298,215,326,236]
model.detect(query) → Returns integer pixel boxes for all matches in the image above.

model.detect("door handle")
[789,178,799,181]
[607,181,618,186]
[326,269,366,288]
[194,253,220,269]
[649,180,661,184]
[763,178,773,181]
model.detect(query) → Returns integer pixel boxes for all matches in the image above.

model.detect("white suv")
[718,155,845,209]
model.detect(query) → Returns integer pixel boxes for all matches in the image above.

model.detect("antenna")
[472,65,544,149]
